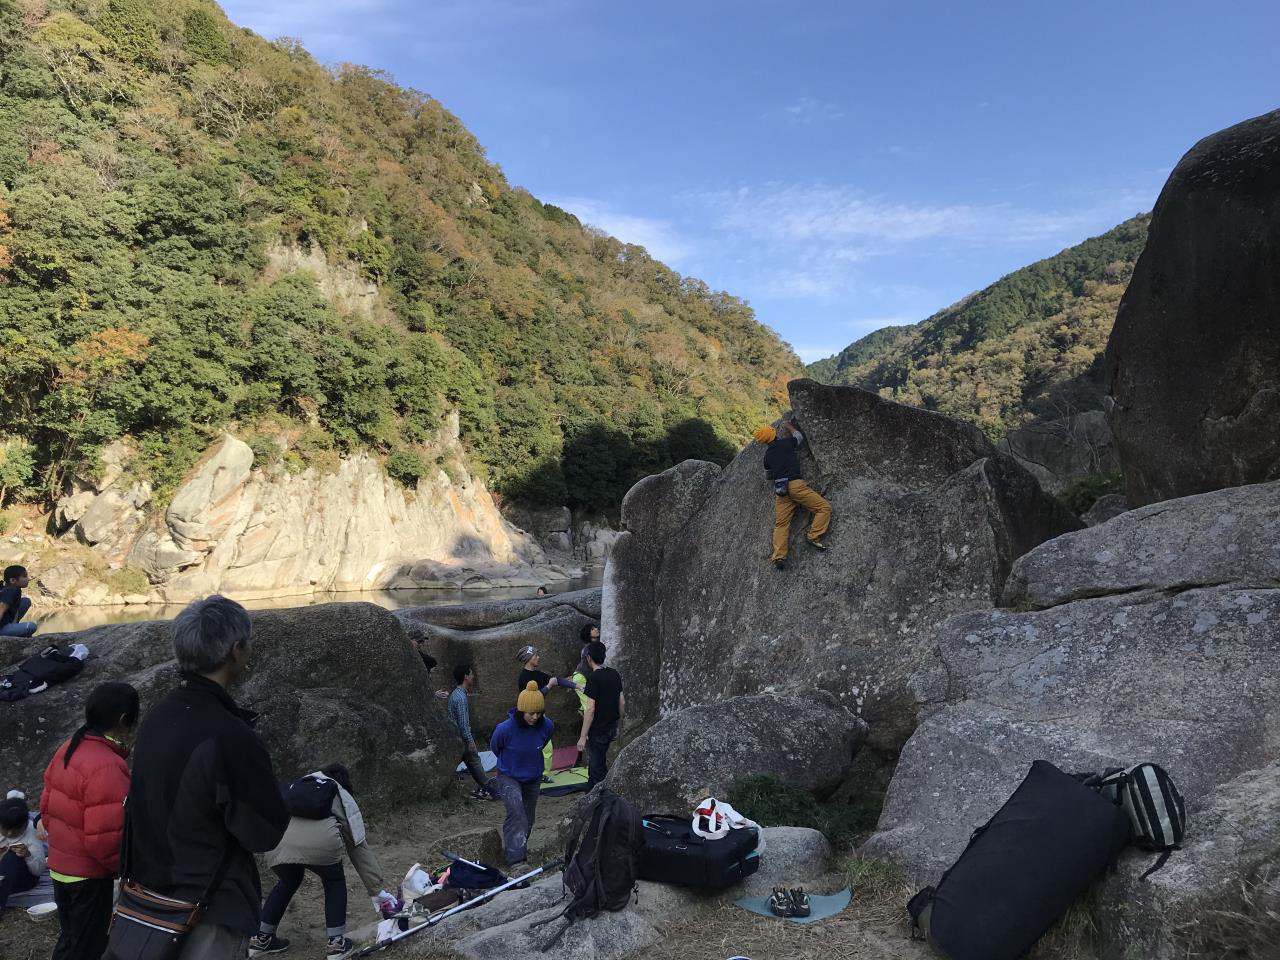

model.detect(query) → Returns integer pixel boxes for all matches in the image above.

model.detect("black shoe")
[789,886,811,917]
[249,934,290,956]
[768,887,795,917]
[326,936,354,959]
[773,559,786,571]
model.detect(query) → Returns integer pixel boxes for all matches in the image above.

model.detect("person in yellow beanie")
[489,682,554,866]
[756,416,831,570]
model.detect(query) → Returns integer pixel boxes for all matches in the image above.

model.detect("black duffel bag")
[908,759,1131,960]
[637,815,760,891]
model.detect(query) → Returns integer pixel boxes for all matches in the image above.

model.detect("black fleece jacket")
[123,674,289,934]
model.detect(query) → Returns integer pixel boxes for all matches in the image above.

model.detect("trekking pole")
[354,859,563,957]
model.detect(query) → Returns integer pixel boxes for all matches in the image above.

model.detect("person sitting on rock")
[0,565,37,638]
[514,645,578,781]
[0,791,46,915]
[490,683,554,867]
[754,418,831,571]
[250,764,395,960]
[575,641,625,790]
[449,664,496,802]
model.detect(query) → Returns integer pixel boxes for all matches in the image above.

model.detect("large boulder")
[866,479,1280,958]
[0,603,454,812]
[997,410,1118,495]
[603,694,867,815]
[1106,109,1280,506]
[394,591,601,741]
[607,379,1078,754]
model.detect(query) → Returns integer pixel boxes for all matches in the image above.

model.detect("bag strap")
[120,797,237,915]
[1138,849,1172,881]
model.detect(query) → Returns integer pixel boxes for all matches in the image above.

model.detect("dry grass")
[1172,869,1280,959]
[838,853,914,928]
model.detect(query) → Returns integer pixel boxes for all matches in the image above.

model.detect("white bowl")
[27,902,58,922]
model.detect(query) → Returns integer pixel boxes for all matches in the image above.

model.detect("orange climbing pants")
[772,480,832,561]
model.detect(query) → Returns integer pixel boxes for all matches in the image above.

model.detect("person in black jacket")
[755,417,832,571]
[123,595,289,960]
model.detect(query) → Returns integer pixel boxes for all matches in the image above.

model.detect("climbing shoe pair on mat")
[767,886,810,918]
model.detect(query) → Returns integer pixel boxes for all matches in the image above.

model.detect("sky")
[221,0,1279,363]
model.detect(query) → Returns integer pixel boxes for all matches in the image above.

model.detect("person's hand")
[36,820,48,842]
[576,738,587,751]
[548,677,559,687]
[11,843,29,858]
[467,741,477,752]
[371,890,397,913]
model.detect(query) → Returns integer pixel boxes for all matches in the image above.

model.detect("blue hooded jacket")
[490,708,553,783]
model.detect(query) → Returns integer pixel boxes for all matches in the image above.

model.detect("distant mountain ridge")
[808,216,1150,438]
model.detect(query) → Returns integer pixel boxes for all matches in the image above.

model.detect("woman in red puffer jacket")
[41,682,139,960]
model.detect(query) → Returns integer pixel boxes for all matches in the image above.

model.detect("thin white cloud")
[793,343,846,363]
[781,97,845,125]
[545,196,694,265]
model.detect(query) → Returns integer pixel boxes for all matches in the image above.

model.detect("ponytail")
[65,682,141,767]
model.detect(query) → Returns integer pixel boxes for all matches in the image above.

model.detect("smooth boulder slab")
[395,596,600,741]
[996,410,1118,494]
[1,603,453,812]
[608,379,1078,753]
[1003,479,1280,609]
[1106,108,1280,505]
[603,694,868,816]
[1080,493,1129,527]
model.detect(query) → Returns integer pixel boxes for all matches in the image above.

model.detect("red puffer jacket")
[41,734,130,879]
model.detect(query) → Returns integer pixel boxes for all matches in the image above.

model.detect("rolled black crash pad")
[909,759,1130,960]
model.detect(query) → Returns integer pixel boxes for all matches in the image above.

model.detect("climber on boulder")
[754,417,831,571]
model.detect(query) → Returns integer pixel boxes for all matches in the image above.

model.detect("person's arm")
[219,732,289,854]
[21,823,46,876]
[335,799,386,897]
[455,694,476,747]
[489,722,509,758]
[577,699,596,750]
[82,760,131,875]
[618,691,626,720]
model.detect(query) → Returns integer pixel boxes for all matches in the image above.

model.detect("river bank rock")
[996,409,1118,495]
[1106,108,1280,506]
[606,379,1078,755]
[1,602,452,812]
[602,694,868,815]
[865,478,1280,959]
[394,590,602,740]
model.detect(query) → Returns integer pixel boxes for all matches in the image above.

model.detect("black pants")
[586,721,618,789]
[52,877,115,960]
[460,747,494,794]
[0,850,37,909]
[261,862,348,937]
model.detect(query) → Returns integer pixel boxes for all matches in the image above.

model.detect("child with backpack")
[490,683,554,867]
[250,764,395,960]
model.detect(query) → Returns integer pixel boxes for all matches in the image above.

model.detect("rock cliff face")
[1,603,453,812]
[866,479,1280,959]
[605,379,1079,754]
[1106,108,1280,505]
[48,419,571,604]
[996,410,1118,495]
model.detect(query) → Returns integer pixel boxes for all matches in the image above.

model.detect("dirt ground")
[0,785,932,960]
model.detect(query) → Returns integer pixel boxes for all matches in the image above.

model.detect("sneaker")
[248,933,290,955]
[768,887,794,917]
[541,774,553,784]
[326,936,354,959]
[773,558,786,571]
[789,887,811,917]
[807,538,827,551]
[469,787,495,801]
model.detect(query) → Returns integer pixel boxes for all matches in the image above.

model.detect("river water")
[33,570,604,634]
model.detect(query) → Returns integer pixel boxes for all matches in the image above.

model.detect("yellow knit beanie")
[753,425,776,445]
[516,680,545,713]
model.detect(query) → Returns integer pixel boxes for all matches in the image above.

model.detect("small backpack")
[282,775,338,820]
[1081,763,1186,879]
[534,788,644,950]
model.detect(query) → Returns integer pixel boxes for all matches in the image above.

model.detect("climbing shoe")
[768,887,795,917]
[248,934,290,956]
[326,936,354,959]
[773,559,786,571]
[807,538,827,551]
[789,887,811,917]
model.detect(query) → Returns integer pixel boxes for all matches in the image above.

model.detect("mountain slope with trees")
[808,216,1150,438]
[0,0,799,518]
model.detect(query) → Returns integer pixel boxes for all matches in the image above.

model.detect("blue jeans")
[0,597,35,638]
[492,774,540,865]
[260,862,348,938]
[0,849,38,909]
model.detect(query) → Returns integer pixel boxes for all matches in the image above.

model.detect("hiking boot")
[248,933,290,955]
[807,538,827,551]
[773,558,786,571]
[789,887,811,917]
[469,787,495,801]
[768,887,795,917]
[325,936,354,959]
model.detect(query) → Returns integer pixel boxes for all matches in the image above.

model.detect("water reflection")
[34,571,604,634]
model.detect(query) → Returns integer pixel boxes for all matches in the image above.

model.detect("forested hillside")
[0,0,799,516]
[809,216,1150,438]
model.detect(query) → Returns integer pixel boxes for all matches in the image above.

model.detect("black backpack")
[0,645,86,702]
[282,775,338,820]
[534,788,644,950]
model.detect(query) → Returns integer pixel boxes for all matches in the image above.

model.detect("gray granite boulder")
[606,379,1078,755]
[1106,108,1280,505]
[603,693,868,815]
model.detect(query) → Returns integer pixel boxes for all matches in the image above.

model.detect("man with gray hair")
[121,596,289,960]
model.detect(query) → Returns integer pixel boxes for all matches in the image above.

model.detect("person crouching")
[490,682,553,867]
[250,764,394,960]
